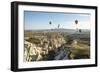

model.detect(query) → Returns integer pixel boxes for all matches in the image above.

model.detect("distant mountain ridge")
[25,28,90,33]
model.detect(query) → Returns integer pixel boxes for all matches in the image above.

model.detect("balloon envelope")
[49,21,52,25]
[75,20,78,24]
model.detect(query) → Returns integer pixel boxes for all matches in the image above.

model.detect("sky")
[24,11,91,30]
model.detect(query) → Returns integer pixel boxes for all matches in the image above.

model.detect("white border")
[18,5,96,68]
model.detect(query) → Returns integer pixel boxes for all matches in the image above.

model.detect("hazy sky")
[24,11,91,30]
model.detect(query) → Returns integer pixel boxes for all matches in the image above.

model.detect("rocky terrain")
[24,31,90,62]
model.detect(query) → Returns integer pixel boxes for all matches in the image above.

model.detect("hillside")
[24,30,90,62]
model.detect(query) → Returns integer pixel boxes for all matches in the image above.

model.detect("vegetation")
[24,30,90,62]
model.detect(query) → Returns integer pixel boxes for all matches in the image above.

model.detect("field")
[24,29,90,62]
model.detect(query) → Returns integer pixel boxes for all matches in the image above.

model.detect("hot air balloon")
[49,21,52,30]
[49,21,52,25]
[75,20,78,32]
[75,20,78,25]
[58,24,60,29]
